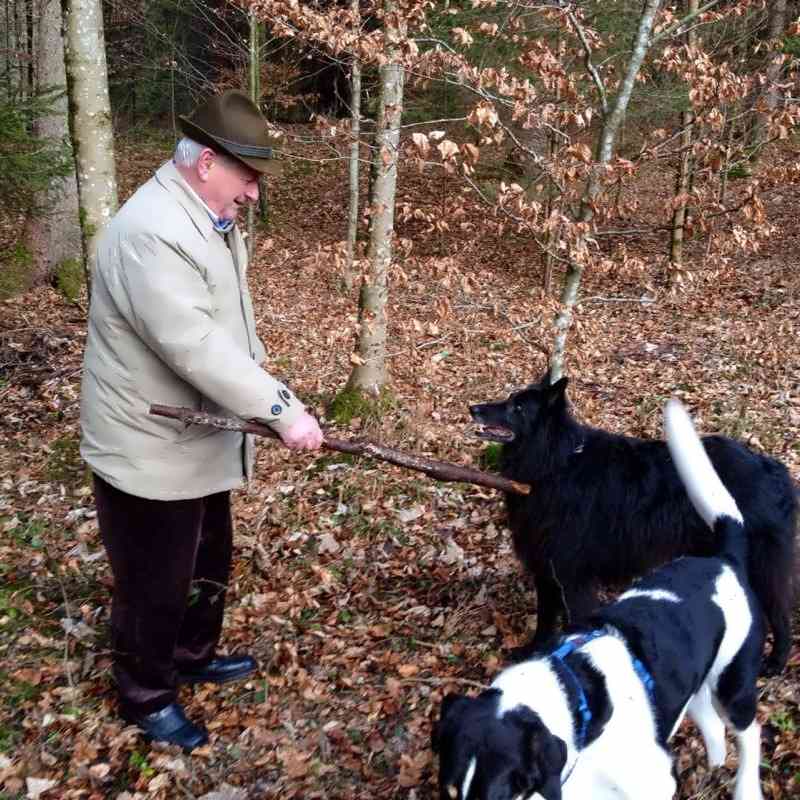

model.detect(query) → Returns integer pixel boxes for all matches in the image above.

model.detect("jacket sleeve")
[106,231,305,434]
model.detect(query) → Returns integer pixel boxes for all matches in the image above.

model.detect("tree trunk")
[747,0,787,159]
[247,8,260,262]
[61,0,118,289]
[346,0,404,395]
[23,0,82,287]
[550,0,662,381]
[668,0,698,282]
[344,0,362,293]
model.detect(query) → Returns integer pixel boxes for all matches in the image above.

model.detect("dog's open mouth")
[472,424,515,443]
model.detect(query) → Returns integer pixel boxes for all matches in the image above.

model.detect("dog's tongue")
[473,425,515,443]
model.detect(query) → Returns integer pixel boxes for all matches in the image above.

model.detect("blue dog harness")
[550,630,656,749]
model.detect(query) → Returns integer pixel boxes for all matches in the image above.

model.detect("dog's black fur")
[470,371,797,674]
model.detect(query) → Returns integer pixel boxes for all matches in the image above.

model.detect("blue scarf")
[211,214,235,234]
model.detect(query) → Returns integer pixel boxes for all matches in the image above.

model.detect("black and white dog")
[469,372,796,674]
[434,400,765,800]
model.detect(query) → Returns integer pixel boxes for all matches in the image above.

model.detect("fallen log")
[149,403,530,496]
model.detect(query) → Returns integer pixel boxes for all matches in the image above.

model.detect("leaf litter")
[0,132,799,799]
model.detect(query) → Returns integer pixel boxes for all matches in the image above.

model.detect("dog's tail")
[664,399,746,566]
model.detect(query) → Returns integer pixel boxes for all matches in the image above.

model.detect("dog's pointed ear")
[546,376,568,407]
[432,693,467,753]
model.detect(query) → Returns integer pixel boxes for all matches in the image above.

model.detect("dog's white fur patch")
[461,756,476,800]
[618,587,680,603]
[664,399,743,526]
[709,565,753,687]
[560,634,675,799]
[493,657,576,748]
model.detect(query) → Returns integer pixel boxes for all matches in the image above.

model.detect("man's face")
[201,153,260,221]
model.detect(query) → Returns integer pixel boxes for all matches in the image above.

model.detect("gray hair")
[174,137,244,171]
[173,137,208,167]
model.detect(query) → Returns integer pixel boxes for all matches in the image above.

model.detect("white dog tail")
[665,399,745,563]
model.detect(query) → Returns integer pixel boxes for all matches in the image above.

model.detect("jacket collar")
[155,160,233,242]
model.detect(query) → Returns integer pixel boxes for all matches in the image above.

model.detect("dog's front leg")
[532,571,568,643]
[504,572,564,662]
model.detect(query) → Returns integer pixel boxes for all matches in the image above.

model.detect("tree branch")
[565,8,608,117]
[149,404,530,497]
[650,0,723,46]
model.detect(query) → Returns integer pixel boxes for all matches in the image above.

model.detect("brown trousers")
[93,474,233,714]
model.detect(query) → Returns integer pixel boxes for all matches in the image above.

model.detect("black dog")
[470,371,796,674]
[433,399,766,800]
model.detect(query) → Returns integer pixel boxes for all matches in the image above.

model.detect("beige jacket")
[80,160,304,500]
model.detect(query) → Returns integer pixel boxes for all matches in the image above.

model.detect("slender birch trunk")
[61,0,117,289]
[719,107,734,204]
[668,0,698,281]
[346,0,404,395]
[247,8,260,261]
[344,0,362,293]
[550,0,662,382]
[24,0,82,287]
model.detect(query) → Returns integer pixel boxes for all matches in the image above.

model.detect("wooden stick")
[149,404,530,496]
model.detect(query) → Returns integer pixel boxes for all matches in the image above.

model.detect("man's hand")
[279,412,324,451]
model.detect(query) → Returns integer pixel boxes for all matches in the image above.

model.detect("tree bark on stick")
[149,403,530,497]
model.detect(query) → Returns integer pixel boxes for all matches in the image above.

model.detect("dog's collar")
[550,629,657,788]
[549,630,606,749]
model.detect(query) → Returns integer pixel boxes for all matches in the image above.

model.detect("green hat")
[179,90,282,175]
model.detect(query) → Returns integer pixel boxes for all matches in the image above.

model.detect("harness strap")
[552,629,657,789]
[550,630,656,748]
[549,630,606,747]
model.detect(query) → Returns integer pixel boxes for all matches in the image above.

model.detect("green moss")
[726,163,751,180]
[55,258,84,303]
[782,35,800,58]
[45,435,85,485]
[477,443,503,472]
[327,385,396,425]
[0,241,32,300]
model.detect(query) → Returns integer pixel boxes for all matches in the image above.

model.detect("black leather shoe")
[178,654,257,685]
[124,702,208,750]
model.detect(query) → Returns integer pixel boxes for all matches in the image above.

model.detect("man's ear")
[196,148,216,182]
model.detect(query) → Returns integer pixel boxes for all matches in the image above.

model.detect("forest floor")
[1,125,800,800]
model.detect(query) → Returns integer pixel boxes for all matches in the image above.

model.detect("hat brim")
[178,116,283,176]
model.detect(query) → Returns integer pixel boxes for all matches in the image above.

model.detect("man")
[80,90,323,749]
